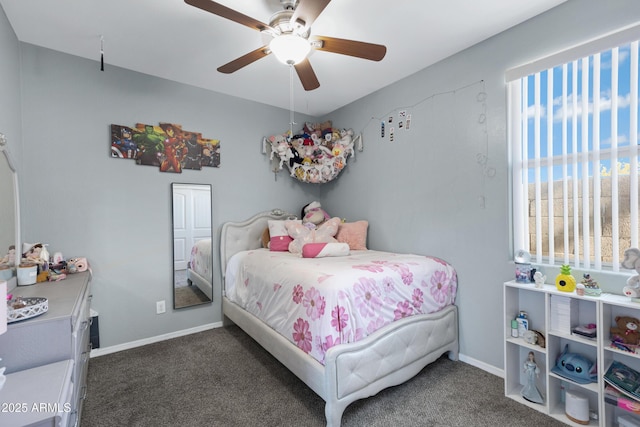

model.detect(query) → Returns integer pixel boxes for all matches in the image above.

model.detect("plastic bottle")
[516,311,529,337]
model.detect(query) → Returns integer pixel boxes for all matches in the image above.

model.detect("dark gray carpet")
[82,326,565,427]
[173,270,210,308]
[174,285,210,308]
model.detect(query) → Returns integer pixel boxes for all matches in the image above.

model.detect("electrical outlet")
[156,300,166,314]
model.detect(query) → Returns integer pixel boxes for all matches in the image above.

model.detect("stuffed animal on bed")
[286,216,341,255]
[301,201,330,227]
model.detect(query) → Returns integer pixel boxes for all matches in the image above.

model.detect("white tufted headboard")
[219,209,295,281]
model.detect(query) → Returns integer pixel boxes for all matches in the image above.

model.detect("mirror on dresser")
[171,183,213,309]
[0,133,20,290]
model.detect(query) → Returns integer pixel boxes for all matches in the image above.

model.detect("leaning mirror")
[172,183,213,309]
[0,133,19,290]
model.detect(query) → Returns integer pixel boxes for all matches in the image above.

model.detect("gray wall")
[2,0,640,372]
[9,39,319,348]
[320,0,640,369]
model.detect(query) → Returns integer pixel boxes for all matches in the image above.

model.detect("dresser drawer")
[71,291,91,361]
[72,281,91,339]
[70,278,92,426]
[0,272,91,374]
[1,317,71,374]
[0,359,74,427]
[70,321,91,420]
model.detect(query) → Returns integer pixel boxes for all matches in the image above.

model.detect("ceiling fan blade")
[290,0,331,30]
[185,0,273,32]
[311,36,387,61]
[294,59,320,91]
[217,46,271,74]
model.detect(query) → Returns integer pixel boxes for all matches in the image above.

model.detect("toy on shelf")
[555,264,576,292]
[580,273,602,297]
[610,316,640,354]
[523,330,546,348]
[521,351,544,404]
[533,271,546,289]
[572,323,597,339]
[514,249,533,283]
[550,344,597,384]
[621,248,640,299]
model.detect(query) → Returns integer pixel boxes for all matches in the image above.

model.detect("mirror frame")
[0,133,20,290]
[171,183,213,309]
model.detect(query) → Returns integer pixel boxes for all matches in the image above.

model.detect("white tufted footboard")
[224,296,458,427]
[323,305,458,427]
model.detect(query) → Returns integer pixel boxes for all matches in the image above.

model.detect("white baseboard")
[458,352,504,378]
[90,322,223,358]
[91,324,506,381]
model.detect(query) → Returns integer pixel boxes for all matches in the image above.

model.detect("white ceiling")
[1,0,566,116]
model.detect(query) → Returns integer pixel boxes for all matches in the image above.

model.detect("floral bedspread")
[189,238,212,279]
[226,249,457,365]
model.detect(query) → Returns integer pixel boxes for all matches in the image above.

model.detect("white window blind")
[508,23,640,272]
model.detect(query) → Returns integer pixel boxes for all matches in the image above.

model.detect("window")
[508,24,640,272]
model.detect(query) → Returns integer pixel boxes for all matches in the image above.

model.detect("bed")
[220,209,459,427]
[187,238,213,300]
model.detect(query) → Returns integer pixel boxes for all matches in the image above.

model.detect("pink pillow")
[302,243,350,258]
[336,221,368,250]
[268,219,300,251]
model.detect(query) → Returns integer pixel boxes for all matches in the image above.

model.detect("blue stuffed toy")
[551,344,597,384]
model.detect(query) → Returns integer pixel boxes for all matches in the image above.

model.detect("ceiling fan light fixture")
[269,34,311,65]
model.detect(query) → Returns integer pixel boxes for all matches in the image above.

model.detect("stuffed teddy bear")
[301,201,330,227]
[611,316,640,345]
[622,248,640,298]
[303,122,322,138]
[304,121,333,138]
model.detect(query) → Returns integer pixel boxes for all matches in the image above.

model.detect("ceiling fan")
[184,0,387,91]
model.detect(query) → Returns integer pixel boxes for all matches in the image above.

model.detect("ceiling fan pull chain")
[100,35,104,71]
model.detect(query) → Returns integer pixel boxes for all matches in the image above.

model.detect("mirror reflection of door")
[172,183,213,309]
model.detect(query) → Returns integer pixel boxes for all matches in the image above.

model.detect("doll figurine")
[521,351,544,404]
[533,271,546,289]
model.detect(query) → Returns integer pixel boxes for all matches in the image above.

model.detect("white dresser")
[0,360,74,427]
[0,271,92,427]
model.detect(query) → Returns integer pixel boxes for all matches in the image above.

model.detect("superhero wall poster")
[110,122,220,173]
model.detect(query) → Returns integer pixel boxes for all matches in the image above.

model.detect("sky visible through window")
[524,42,639,182]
